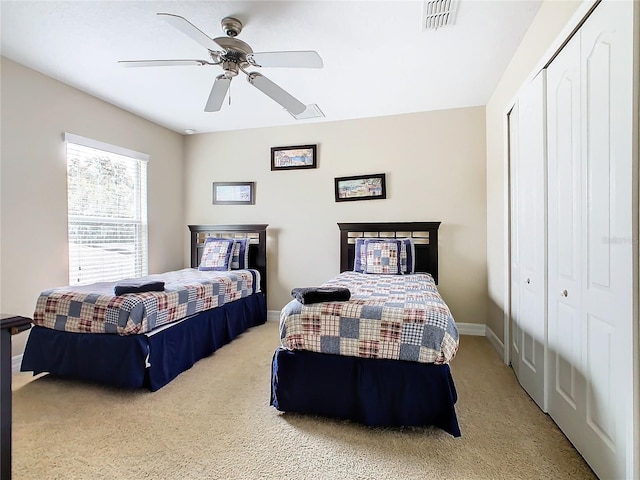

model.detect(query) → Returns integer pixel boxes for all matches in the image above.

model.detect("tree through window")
[65,133,148,285]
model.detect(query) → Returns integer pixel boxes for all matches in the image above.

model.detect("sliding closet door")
[547,1,634,478]
[509,72,546,411]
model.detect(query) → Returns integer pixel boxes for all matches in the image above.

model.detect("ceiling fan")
[118,13,323,115]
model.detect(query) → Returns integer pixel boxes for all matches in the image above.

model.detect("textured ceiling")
[0,1,542,134]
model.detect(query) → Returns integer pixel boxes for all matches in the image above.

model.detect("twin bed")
[270,222,461,436]
[21,221,460,436]
[21,224,268,391]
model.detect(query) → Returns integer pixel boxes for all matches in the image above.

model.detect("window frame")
[64,133,149,285]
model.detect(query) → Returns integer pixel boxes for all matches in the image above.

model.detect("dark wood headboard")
[338,222,441,283]
[188,224,268,295]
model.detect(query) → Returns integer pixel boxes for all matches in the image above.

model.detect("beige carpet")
[11,321,595,480]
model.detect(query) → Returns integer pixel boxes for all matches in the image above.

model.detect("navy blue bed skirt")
[21,293,267,391]
[270,347,461,437]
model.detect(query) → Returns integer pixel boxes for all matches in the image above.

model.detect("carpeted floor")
[11,320,596,479]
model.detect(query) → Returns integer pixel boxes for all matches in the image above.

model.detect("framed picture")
[271,144,317,171]
[212,182,255,205]
[334,173,386,202]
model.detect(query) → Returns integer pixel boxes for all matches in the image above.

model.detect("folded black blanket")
[114,281,165,296]
[291,287,351,305]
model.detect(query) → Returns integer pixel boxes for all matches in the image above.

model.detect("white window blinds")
[65,133,149,285]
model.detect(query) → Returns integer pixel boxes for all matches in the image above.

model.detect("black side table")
[1,315,32,480]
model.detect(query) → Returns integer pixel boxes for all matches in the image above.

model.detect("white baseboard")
[12,354,23,374]
[456,322,486,336]
[485,325,505,359]
[267,310,280,322]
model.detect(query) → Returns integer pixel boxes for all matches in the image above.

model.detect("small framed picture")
[212,182,255,205]
[334,173,386,202]
[271,144,317,171]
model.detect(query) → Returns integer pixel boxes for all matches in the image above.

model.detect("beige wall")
[0,57,185,356]
[184,107,488,325]
[485,0,585,346]
[2,62,489,358]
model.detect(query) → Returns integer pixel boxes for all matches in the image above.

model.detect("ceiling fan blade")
[157,13,219,51]
[205,75,231,112]
[247,73,306,115]
[249,51,323,68]
[118,60,212,68]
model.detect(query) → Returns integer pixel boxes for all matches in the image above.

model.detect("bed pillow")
[399,238,415,274]
[355,238,414,274]
[353,237,367,273]
[364,239,402,275]
[198,238,234,271]
[230,238,250,270]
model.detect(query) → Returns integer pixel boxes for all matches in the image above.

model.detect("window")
[65,133,149,285]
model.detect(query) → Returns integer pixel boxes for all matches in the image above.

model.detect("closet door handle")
[561,289,568,297]
[526,278,531,284]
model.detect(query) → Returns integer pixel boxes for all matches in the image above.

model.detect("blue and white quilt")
[280,271,458,364]
[33,268,260,336]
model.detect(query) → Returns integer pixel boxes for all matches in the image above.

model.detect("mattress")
[279,271,458,364]
[32,268,260,335]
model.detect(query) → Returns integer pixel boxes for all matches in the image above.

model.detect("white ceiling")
[0,1,542,135]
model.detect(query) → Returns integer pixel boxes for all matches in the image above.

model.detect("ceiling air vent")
[422,0,459,30]
[289,104,325,120]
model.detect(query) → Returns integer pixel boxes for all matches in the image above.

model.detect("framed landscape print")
[212,182,255,205]
[334,173,386,202]
[271,144,317,171]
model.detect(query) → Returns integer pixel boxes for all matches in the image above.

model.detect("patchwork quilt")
[280,271,458,364]
[33,268,260,336]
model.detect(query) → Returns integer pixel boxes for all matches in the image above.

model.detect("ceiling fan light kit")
[119,13,323,116]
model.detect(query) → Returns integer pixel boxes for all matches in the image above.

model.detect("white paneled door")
[547,22,584,452]
[509,71,546,411]
[546,1,634,478]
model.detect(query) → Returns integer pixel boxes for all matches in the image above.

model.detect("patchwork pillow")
[355,237,414,274]
[364,239,402,275]
[230,238,250,270]
[198,238,234,271]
